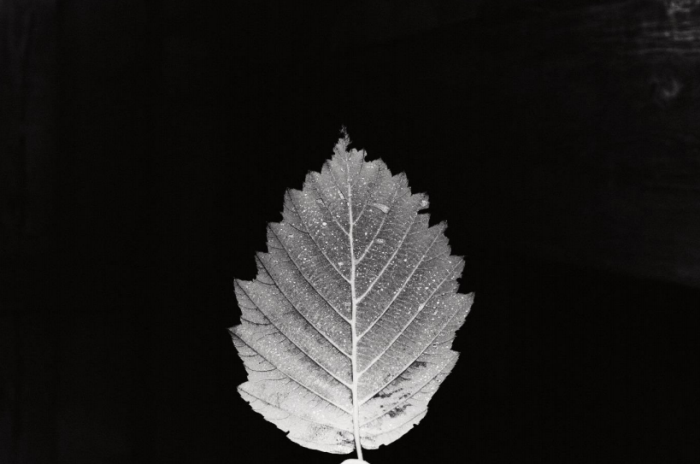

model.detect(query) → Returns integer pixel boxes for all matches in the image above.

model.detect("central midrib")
[347,166,364,461]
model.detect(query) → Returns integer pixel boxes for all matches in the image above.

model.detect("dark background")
[2,1,700,463]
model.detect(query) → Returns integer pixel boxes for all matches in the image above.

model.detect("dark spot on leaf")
[387,404,410,418]
[412,361,427,368]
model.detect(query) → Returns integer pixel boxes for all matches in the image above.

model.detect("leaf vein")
[356,184,403,264]
[356,205,416,303]
[234,334,353,416]
[268,225,352,324]
[352,162,381,225]
[359,233,444,337]
[253,255,353,366]
[323,167,351,236]
[359,261,462,377]
[360,279,467,402]
[287,191,351,284]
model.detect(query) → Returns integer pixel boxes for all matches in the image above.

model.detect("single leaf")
[230,130,474,462]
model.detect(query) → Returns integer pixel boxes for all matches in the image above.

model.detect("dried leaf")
[230,130,474,462]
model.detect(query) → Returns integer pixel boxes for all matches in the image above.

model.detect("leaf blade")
[231,133,474,457]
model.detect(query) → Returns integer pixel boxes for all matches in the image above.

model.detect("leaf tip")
[335,126,352,155]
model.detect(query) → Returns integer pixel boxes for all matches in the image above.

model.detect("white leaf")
[230,130,474,460]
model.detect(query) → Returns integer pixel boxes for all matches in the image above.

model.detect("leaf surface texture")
[230,134,474,455]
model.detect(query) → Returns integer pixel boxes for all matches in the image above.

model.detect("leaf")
[230,130,474,462]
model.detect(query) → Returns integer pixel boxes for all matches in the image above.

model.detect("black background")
[2,1,700,463]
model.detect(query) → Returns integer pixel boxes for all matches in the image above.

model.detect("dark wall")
[2,1,699,463]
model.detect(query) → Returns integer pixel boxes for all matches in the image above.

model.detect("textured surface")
[230,134,473,455]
